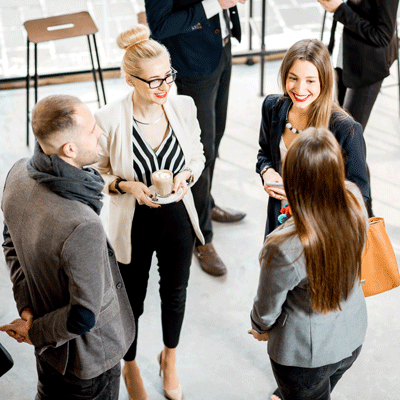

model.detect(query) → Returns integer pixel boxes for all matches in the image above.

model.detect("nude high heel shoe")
[122,363,151,400]
[157,351,183,400]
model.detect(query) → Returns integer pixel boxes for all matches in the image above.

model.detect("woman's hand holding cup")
[119,180,161,208]
[262,168,287,201]
[172,171,190,202]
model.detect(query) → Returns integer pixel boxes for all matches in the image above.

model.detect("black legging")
[119,201,195,361]
[336,68,383,131]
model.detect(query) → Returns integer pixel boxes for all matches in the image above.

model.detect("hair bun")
[117,24,151,50]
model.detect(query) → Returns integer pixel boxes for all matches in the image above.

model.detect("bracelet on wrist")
[260,166,272,178]
[182,167,193,184]
[115,178,127,194]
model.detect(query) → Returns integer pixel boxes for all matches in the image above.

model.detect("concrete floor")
[0,60,400,399]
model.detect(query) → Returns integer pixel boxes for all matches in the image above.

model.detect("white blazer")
[94,91,205,264]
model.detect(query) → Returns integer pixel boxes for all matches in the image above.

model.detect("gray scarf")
[27,142,105,215]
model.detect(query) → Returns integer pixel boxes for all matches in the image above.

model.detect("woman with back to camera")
[94,24,205,400]
[250,127,369,400]
[256,38,369,237]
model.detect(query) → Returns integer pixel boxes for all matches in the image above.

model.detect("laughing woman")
[256,38,369,237]
[94,24,205,400]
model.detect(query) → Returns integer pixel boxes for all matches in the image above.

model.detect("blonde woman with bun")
[94,24,205,400]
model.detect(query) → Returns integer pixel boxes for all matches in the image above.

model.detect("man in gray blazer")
[0,95,135,400]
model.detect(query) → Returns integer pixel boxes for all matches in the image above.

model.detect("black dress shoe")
[194,243,227,276]
[211,205,246,223]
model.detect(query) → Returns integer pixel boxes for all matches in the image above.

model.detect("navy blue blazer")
[256,95,370,236]
[145,0,241,77]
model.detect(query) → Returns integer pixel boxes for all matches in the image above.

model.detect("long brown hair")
[262,128,367,313]
[279,39,346,129]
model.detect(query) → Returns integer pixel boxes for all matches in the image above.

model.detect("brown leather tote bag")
[361,217,400,297]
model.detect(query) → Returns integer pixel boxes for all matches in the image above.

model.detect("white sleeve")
[202,0,222,19]
[135,0,145,13]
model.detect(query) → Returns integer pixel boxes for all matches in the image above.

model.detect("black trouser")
[175,41,232,246]
[119,202,195,361]
[270,345,362,400]
[35,354,121,400]
[336,68,383,131]
[336,68,383,217]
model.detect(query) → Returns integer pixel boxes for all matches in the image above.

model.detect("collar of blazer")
[162,98,191,160]
[271,96,291,174]
[127,90,191,166]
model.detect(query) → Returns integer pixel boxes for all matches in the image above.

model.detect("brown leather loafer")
[194,243,227,276]
[211,205,246,223]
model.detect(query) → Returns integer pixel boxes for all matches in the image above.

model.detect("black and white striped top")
[131,119,186,186]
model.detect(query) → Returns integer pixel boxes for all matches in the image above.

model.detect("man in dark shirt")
[146,0,247,276]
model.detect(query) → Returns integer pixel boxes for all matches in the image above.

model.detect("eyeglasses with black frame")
[131,67,178,89]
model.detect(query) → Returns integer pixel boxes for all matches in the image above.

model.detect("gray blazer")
[251,182,369,368]
[2,159,135,379]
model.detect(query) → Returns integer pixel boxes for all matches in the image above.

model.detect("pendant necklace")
[285,105,303,134]
[133,112,164,125]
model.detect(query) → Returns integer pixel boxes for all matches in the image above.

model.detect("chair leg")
[34,43,38,104]
[26,39,30,147]
[321,10,327,42]
[93,35,107,105]
[248,0,253,51]
[397,55,400,119]
[260,0,266,97]
[397,25,400,119]
[87,35,101,108]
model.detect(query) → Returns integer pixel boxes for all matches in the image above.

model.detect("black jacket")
[145,0,241,78]
[256,95,370,236]
[334,0,399,88]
